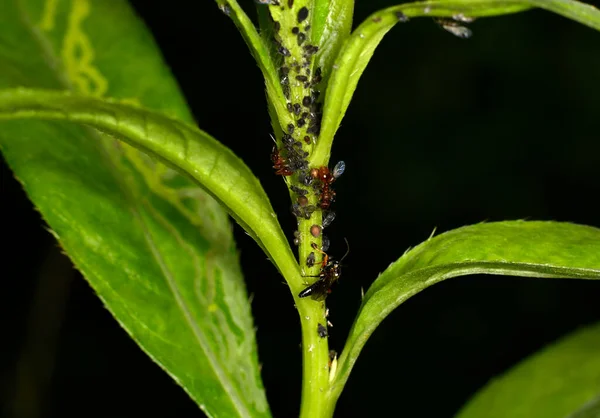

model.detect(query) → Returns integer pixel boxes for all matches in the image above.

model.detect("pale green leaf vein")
[135,199,250,417]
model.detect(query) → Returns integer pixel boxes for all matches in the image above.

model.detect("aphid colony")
[216,3,480,347]
[257,0,348,302]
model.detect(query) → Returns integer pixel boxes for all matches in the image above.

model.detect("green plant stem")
[293,206,331,418]
[297,295,330,418]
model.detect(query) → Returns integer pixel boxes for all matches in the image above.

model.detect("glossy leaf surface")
[311,0,354,88]
[329,221,600,411]
[457,322,600,418]
[0,1,274,416]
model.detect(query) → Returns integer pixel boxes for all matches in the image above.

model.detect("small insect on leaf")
[452,13,475,23]
[322,211,336,228]
[306,252,316,267]
[317,323,328,338]
[332,161,345,179]
[435,18,473,39]
[322,235,330,252]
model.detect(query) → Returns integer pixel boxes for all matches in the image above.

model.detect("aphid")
[273,21,281,32]
[291,204,303,219]
[310,224,322,237]
[302,96,312,107]
[281,133,294,145]
[311,67,323,84]
[303,205,316,219]
[297,6,309,23]
[287,123,295,134]
[372,16,382,23]
[297,32,306,46]
[395,11,409,22]
[298,195,308,206]
[306,123,320,135]
[278,45,291,56]
[303,45,319,57]
[452,13,475,23]
[293,103,302,114]
[332,161,345,179]
[287,0,294,7]
[292,27,300,34]
[271,147,293,175]
[291,185,308,196]
[321,235,330,252]
[317,323,328,338]
[218,3,231,15]
[322,211,336,228]
[306,251,315,267]
[435,18,472,39]
[296,75,308,82]
[297,118,306,128]
[303,135,311,144]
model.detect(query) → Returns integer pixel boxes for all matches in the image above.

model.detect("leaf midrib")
[15,3,253,416]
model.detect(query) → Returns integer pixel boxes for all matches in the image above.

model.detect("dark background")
[3,1,600,417]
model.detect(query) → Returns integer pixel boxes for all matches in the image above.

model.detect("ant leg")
[310,242,329,268]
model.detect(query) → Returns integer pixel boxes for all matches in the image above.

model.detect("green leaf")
[312,0,600,166]
[328,221,600,413]
[0,87,300,281]
[0,1,276,416]
[215,0,294,132]
[569,394,600,418]
[311,0,354,88]
[456,322,600,418]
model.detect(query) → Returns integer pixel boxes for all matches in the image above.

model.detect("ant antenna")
[340,237,350,262]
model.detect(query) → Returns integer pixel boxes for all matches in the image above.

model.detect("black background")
[3,1,600,417]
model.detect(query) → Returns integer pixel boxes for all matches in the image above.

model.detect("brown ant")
[271,147,293,176]
[298,239,349,300]
[311,161,345,209]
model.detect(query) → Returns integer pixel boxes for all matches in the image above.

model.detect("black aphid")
[317,323,328,338]
[297,32,306,45]
[297,6,309,23]
[322,211,336,228]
